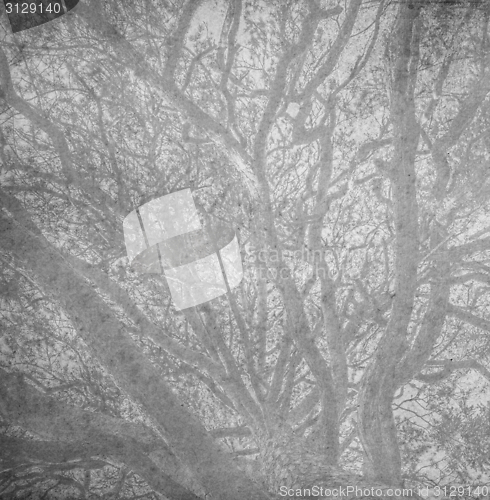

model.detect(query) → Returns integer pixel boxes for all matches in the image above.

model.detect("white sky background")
[191,0,228,44]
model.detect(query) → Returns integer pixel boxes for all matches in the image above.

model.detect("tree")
[1,0,490,498]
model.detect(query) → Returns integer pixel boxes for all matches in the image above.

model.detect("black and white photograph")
[1,0,490,498]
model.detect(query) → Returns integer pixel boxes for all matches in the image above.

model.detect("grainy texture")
[1,0,490,499]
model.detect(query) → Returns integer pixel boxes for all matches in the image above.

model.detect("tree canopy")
[2,0,490,499]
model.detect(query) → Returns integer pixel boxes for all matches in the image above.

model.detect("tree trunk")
[255,424,419,499]
[358,1,421,487]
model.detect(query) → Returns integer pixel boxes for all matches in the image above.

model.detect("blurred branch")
[416,358,490,383]
[75,0,260,195]
[0,435,201,500]
[299,0,361,100]
[0,193,271,500]
[447,303,490,333]
[0,369,201,500]
[0,45,118,216]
